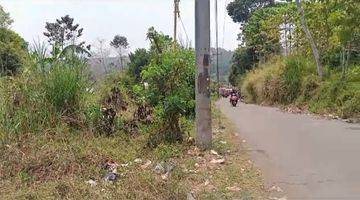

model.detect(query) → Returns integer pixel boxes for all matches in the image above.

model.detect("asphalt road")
[217,98,360,200]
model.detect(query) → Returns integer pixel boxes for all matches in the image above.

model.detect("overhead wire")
[222,0,229,48]
[178,15,190,46]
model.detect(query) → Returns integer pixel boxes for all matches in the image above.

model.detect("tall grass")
[44,62,90,115]
[0,71,54,135]
[0,56,91,136]
[240,56,360,118]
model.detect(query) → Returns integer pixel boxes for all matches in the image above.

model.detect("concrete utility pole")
[174,0,180,46]
[195,0,212,149]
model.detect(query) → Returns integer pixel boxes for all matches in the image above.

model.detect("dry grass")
[0,109,267,200]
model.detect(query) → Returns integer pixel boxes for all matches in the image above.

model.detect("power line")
[178,15,190,45]
[222,0,229,48]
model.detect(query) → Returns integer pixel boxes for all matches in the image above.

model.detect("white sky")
[0,0,240,51]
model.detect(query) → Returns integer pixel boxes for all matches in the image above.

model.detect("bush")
[298,74,321,103]
[0,28,28,75]
[309,79,360,118]
[142,48,195,146]
[281,57,305,103]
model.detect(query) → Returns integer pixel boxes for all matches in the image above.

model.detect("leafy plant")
[143,48,195,145]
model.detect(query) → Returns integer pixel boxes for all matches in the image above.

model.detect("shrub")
[309,79,360,118]
[0,28,28,75]
[142,48,195,146]
[340,90,360,118]
[298,74,321,103]
[281,57,305,103]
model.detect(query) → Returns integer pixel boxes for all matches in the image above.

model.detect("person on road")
[230,89,238,98]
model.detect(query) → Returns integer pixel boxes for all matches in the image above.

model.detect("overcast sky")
[0,0,240,51]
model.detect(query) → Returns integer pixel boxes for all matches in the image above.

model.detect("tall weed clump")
[43,61,90,116]
[309,69,360,118]
[241,56,314,105]
[0,58,92,136]
[0,71,55,136]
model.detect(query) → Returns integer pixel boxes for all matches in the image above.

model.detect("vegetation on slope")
[241,57,360,119]
[228,0,359,119]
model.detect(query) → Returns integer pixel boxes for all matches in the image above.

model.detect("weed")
[44,63,89,116]
[154,143,182,161]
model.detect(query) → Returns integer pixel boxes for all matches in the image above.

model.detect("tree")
[0,5,13,28]
[295,0,323,80]
[128,48,151,82]
[324,0,360,78]
[229,47,257,86]
[43,15,90,58]
[242,5,283,61]
[146,27,172,55]
[227,0,275,24]
[0,28,28,76]
[110,35,129,70]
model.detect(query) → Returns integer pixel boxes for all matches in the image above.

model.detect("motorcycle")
[229,94,239,107]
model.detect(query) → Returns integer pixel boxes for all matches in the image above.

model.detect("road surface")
[218,98,360,200]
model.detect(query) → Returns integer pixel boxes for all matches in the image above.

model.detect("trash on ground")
[210,158,225,164]
[210,150,219,156]
[140,160,152,169]
[154,162,165,174]
[226,186,241,191]
[102,160,119,173]
[269,185,283,193]
[134,158,142,164]
[85,178,97,186]
[104,172,119,183]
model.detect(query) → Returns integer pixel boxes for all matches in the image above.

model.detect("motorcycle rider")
[229,88,239,106]
[230,89,238,98]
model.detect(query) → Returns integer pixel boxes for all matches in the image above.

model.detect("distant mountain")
[210,48,234,83]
